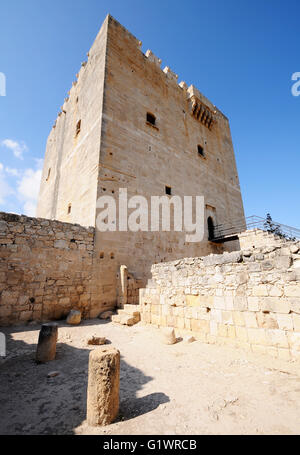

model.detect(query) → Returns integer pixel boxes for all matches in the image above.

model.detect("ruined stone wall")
[0,213,98,326]
[238,229,291,250]
[140,241,300,361]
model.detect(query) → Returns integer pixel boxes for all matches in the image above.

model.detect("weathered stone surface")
[87,346,120,426]
[87,336,106,346]
[140,239,300,361]
[184,335,196,344]
[66,310,82,325]
[0,212,98,327]
[36,323,58,363]
[275,256,292,269]
[47,371,60,378]
[99,311,113,320]
[161,328,176,345]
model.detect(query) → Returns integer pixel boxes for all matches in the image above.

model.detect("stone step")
[112,311,140,327]
[119,306,140,317]
[117,309,138,319]
[119,315,137,326]
[111,314,121,324]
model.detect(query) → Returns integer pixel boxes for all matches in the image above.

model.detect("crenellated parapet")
[143,48,226,124]
[187,85,216,131]
[145,49,162,67]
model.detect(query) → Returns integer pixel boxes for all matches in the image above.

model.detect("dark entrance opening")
[208,217,215,241]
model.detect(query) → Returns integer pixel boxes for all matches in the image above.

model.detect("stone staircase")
[111,304,141,326]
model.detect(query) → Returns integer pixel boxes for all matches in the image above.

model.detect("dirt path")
[0,319,300,435]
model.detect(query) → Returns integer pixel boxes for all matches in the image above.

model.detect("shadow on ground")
[0,322,169,435]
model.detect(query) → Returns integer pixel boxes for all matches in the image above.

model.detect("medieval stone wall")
[0,213,98,326]
[95,15,244,279]
[37,16,109,227]
[140,241,300,361]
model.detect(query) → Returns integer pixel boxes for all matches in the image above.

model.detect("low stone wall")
[140,242,300,361]
[238,229,291,250]
[0,212,95,326]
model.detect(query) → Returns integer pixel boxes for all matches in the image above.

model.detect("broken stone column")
[117,265,128,308]
[36,323,58,363]
[161,327,177,345]
[87,346,120,426]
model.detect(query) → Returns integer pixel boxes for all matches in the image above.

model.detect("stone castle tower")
[37,14,245,310]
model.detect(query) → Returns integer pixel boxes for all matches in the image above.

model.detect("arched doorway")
[207,216,215,241]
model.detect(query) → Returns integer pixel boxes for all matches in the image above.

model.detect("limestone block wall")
[140,241,300,361]
[37,15,109,227]
[0,212,96,326]
[238,229,291,250]
[95,14,245,284]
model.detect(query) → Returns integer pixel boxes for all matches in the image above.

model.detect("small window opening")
[100,252,104,259]
[165,186,172,196]
[146,112,156,126]
[68,204,72,215]
[198,145,205,157]
[75,120,81,137]
[110,253,114,259]
[46,168,51,182]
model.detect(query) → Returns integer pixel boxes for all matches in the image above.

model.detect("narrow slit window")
[165,186,172,196]
[198,145,205,157]
[46,168,51,181]
[75,120,81,137]
[67,204,72,215]
[146,112,156,126]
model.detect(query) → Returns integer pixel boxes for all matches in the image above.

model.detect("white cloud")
[5,167,20,177]
[0,164,14,205]
[2,139,28,160]
[17,161,43,217]
[23,200,38,217]
[0,149,43,215]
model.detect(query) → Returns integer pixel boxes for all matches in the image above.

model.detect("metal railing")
[212,215,300,242]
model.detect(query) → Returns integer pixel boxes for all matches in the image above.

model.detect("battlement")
[50,14,228,131]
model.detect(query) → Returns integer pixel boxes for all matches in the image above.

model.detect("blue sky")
[0,0,299,226]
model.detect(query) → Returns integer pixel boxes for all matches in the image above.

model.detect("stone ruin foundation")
[140,238,300,361]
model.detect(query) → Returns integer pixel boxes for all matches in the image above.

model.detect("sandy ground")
[0,319,300,435]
